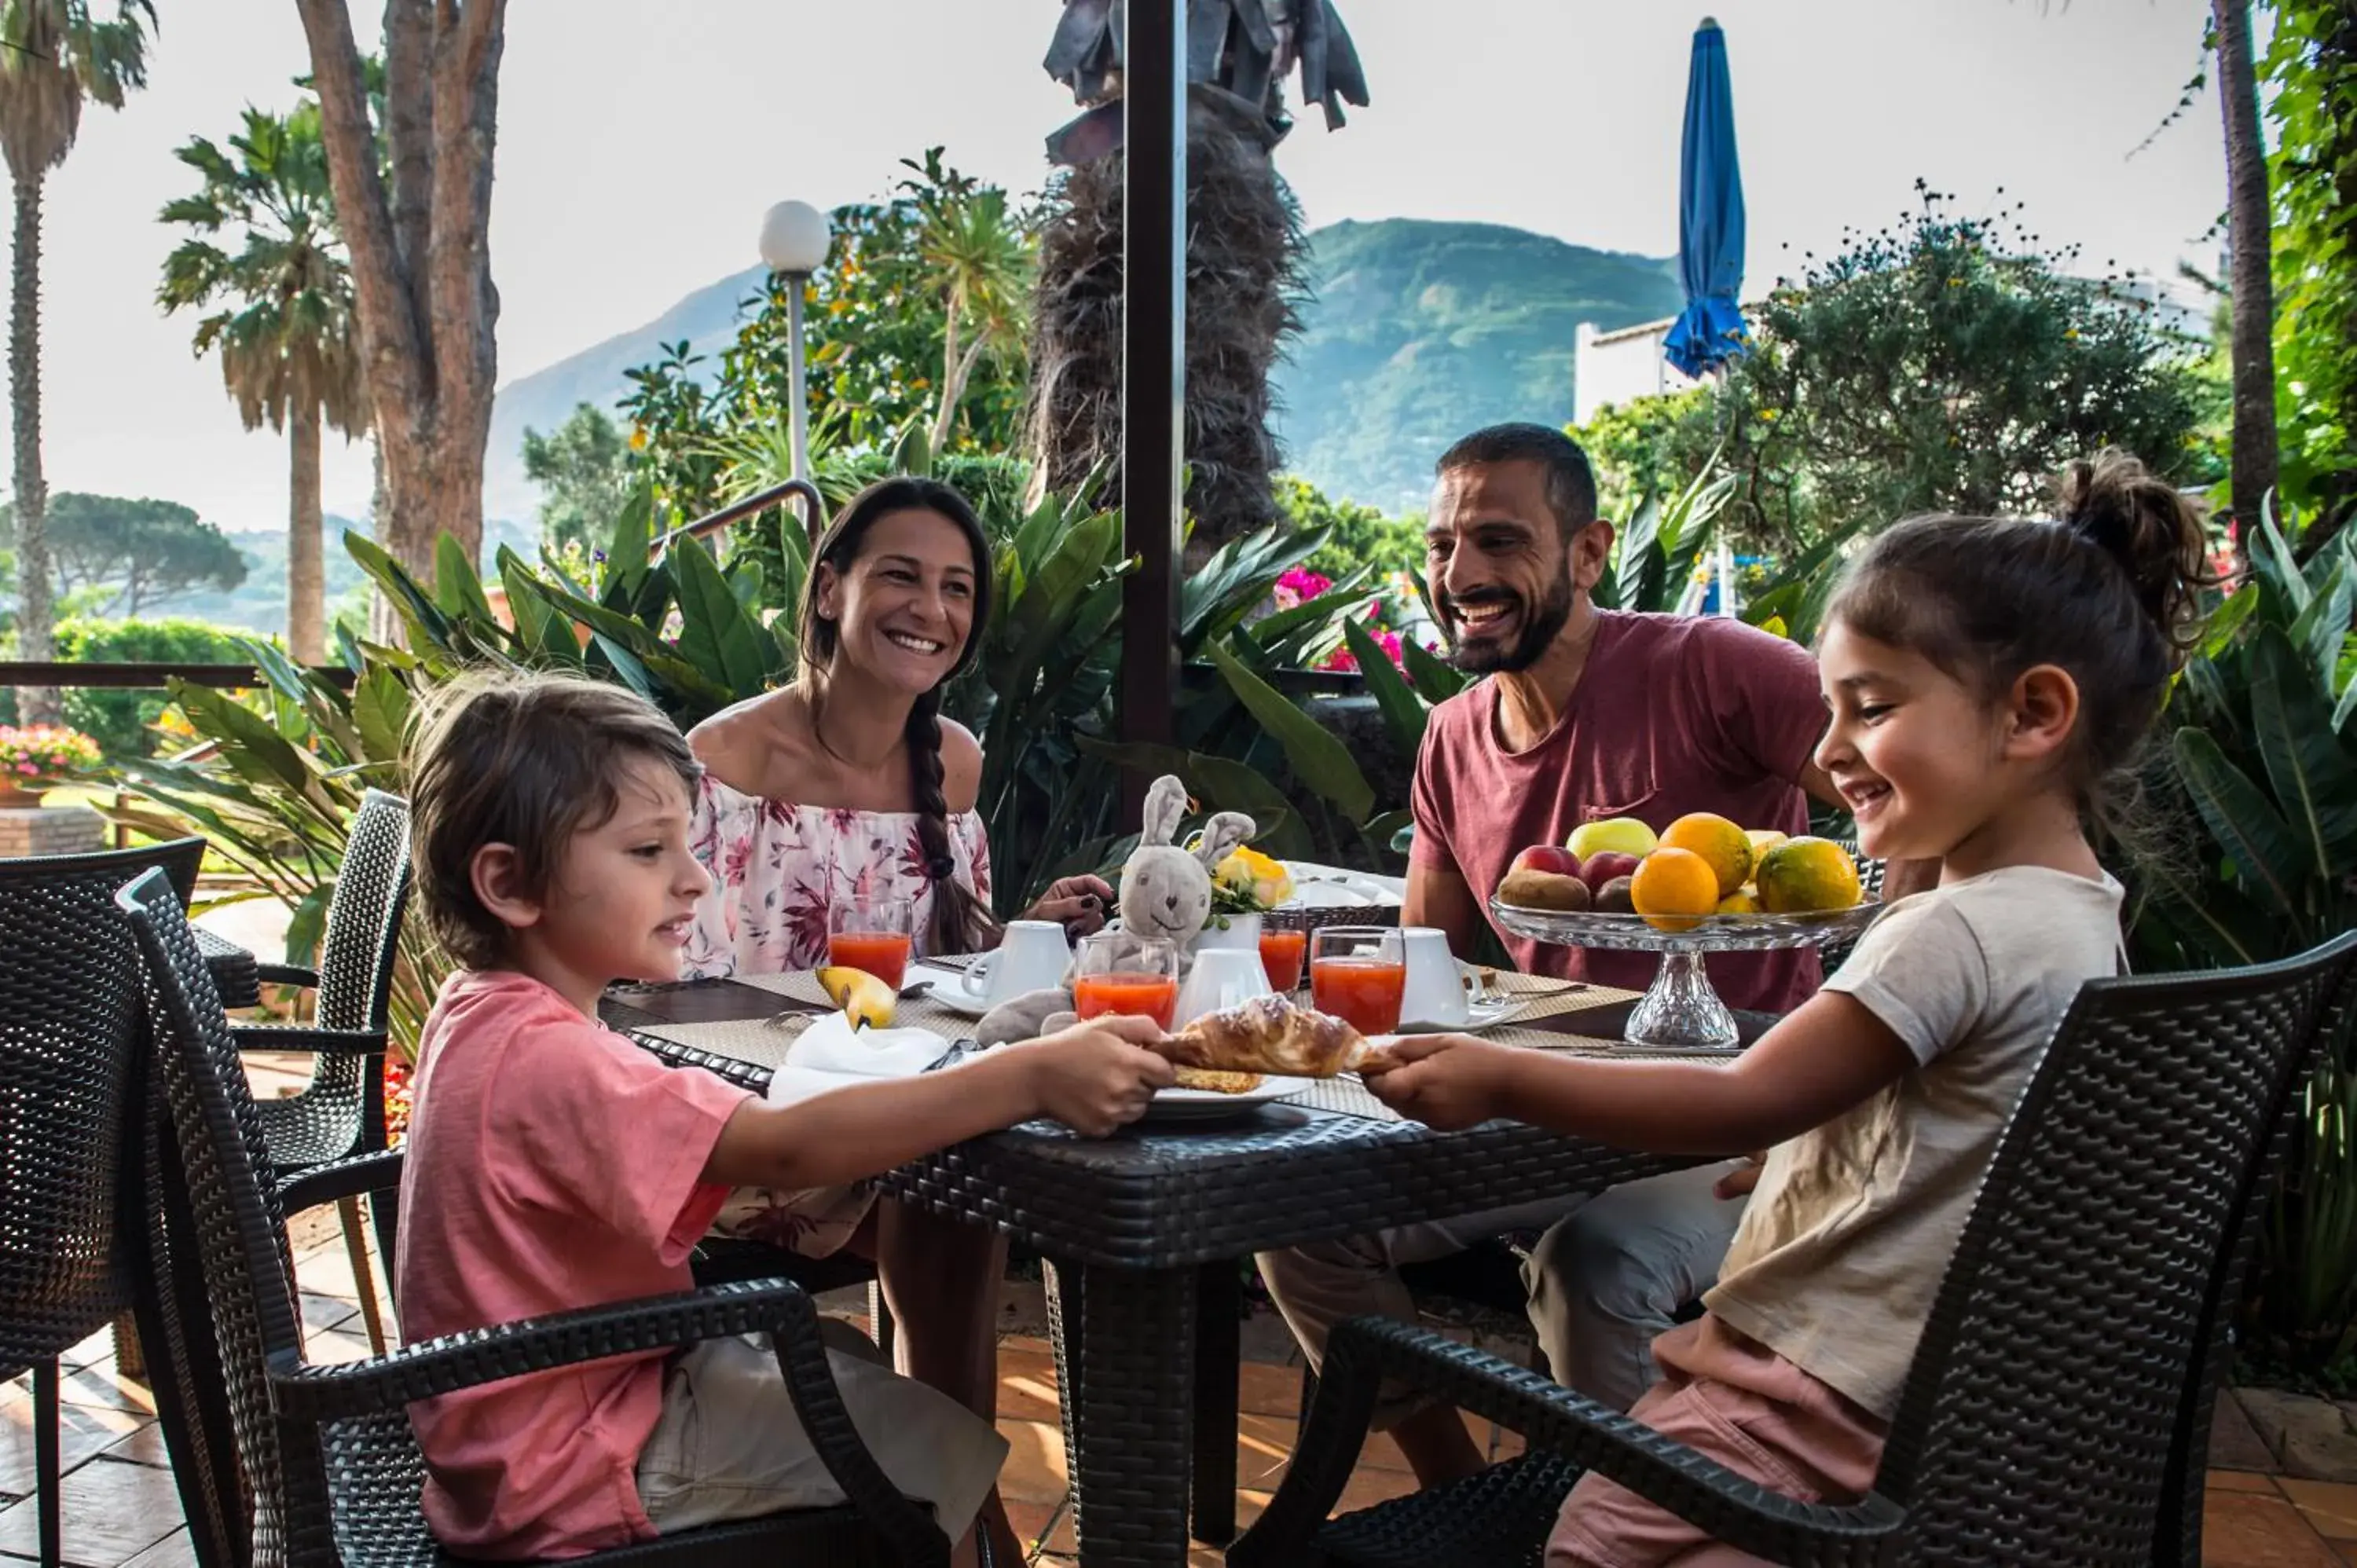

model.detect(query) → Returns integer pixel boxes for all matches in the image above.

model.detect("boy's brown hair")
[406,669,701,969]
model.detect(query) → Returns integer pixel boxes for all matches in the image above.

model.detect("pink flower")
[1321,646,1358,673]
[1277,567,1332,601]
[16,763,36,775]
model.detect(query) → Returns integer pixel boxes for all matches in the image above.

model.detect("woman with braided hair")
[682,476,1111,1566]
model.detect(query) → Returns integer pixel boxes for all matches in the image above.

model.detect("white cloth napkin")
[764,1013,958,1107]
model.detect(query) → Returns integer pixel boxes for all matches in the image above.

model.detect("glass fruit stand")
[1487,897,1886,1051]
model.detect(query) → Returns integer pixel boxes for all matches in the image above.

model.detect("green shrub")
[60,617,254,760]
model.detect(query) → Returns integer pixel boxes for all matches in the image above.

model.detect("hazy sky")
[28,0,2227,530]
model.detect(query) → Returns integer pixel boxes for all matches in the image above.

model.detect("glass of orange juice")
[1071,932,1180,1031]
[1310,925,1406,1036]
[1258,911,1308,994]
[828,894,913,988]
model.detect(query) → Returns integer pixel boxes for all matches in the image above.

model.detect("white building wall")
[1573,319,1698,427]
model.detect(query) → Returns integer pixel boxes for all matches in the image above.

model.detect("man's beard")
[1444,560,1576,674]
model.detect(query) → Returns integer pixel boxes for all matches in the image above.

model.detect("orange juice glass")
[828,895,913,988]
[1072,932,1179,1031]
[1258,925,1307,993]
[1310,926,1406,1036]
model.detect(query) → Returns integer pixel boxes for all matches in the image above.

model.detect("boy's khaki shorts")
[636,1324,1008,1542]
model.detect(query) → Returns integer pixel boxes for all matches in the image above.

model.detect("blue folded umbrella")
[1662,17,1749,379]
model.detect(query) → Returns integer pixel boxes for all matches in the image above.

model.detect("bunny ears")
[1139,774,1255,873]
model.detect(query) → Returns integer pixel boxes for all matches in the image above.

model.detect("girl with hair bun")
[1362,450,2216,1564]
[680,476,1115,1567]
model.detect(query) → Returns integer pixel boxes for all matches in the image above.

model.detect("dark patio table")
[195,926,261,1009]
[600,980,1762,1568]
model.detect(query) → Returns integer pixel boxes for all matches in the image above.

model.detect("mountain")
[483,265,768,524]
[483,218,1685,523]
[1270,220,1684,511]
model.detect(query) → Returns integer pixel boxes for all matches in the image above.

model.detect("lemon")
[1754,837,1864,915]
[1629,847,1721,932]
[1745,829,1790,858]
[1660,812,1754,898]
[1716,888,1761,915]
[816,965,897,1031]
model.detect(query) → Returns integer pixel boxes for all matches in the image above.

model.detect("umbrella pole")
[1117,0,1188,824]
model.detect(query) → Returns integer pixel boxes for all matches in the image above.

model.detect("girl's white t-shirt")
[1704,865,2127,1420]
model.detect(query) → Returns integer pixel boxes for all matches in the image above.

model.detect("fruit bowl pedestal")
[1487,898,1886,1050]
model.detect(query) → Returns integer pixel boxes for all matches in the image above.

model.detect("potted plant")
[1198,843,1294,951]
[0,724,101,808]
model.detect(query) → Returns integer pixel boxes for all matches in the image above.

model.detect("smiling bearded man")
[1256,423,1925,1493]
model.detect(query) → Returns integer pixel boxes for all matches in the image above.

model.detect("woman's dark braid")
[906,686,996,954]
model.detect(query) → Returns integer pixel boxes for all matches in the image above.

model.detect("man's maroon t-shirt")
[1410,610,1826,1013]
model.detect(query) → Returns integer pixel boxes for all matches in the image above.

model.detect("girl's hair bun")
[2054,449,2216,665]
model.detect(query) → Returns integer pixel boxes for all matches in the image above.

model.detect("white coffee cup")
[1396,926,1469,1028]
[960,920,1073,1008]
[1174,946,1276,1026]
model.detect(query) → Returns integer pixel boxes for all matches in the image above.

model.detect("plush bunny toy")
[973,775,1255,1046]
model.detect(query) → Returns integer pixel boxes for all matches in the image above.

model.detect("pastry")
[1171,1066,1265,1094]
[1164,995,1371,1078]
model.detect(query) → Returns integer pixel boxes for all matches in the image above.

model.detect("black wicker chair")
[117,866,964,1568]
[0,838,206,1568]
[1230,929,2357,1568]
[236,789,412,1355]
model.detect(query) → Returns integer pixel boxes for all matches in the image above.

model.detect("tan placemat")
[726,969,984,1040]
[635,1017,800,1075]
[1475,972,1644,1025]
[1279,1073,1403,1122]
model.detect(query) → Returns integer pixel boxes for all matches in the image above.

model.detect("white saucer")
[1142,1073,1314,1121]
[1391,994,1523,1035]
[907,962,992,1017]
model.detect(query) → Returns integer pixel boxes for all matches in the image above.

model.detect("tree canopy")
[520,401,633,554]
[1,492,246,616]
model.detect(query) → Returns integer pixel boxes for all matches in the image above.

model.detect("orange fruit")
[1755,837,1864,914]
[1629,847,1721,932]
[1659,812,1753,898]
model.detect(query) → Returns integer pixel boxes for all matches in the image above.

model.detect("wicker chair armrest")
[1238,1318,1902,1566]
[229,1023,387,1057]
[252,962,321,991]
[277,1149,403,1215]
[266,1278,950,1566]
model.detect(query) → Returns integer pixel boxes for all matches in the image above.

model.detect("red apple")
[1582,852,1640,891]
[1512,844,1582,879]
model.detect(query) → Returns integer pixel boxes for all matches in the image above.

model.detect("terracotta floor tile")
[995,1419,1069,1505]
[1236,1358,1309,1420]
[0,1398,151,1494]
[2209,1470,2284,1493]
[2278,1479,2357,1541]
[0,1456,184,1564]
[1002,1496,1068,1558]
[995,1345,1061,1425]
[2201,1491,2341,1567]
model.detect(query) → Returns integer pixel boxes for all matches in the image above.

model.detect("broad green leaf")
[588,632,660,705]
[1207,639,1375,821]
[671,536,776,698]
[602,483,654,603]
[1399,634,1467,700]
[2290,555,2354,687]
[170,680,330,810]
[433,534,498,627]
[2201,582,2262,660]
[1074,738,1314,859]
[2172,725,2306,917]
[351,667,413,763]
[2256,498,2311,614]
[1343,617,1431,757]
[344,529,454,647]
[511,574,668,661]
[2249,628,2357,867]
[2334,660,2357,737]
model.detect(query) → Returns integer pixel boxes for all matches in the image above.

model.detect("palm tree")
[1028,0,1365,559]
[917,181,1032,455]
[2212,0,2277,548]
[159,99,365,664]
[0,0,155,721]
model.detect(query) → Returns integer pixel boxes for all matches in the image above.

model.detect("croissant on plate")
[1163,995,1383,1079]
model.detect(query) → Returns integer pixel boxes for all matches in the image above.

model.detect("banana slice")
[815,965,897,1031]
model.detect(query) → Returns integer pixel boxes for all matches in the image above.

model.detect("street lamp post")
[757,199,832,485]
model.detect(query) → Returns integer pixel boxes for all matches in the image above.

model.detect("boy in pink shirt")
[398,669,1175,1563]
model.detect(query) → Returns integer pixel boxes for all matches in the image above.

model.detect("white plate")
[1143,1072,1314,1121]
[1393,993,1524,1035]
[906,962,992,1017]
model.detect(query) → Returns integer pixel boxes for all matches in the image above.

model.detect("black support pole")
[1118,0,1186,823]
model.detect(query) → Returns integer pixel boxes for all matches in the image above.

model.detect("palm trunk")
[368,426,398,644]
[9,173,57,724]
[288,402,326,664]
[2215,0,2278,551]
[932,292,967,455]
